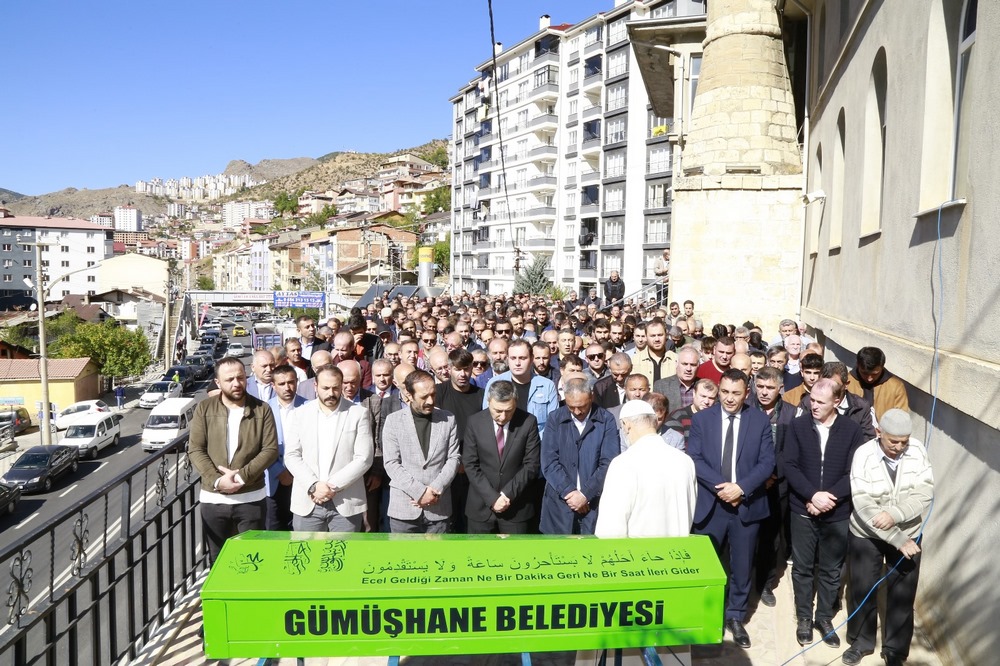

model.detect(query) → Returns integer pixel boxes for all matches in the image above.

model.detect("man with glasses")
[470,349,491,381]
[473,338,509,389]
[493,320,513,339]
[383,342,401,368]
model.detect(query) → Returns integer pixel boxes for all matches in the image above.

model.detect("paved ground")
[136,566,943,666]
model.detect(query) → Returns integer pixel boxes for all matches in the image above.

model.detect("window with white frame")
[517,80,529,100]
[602,219,623,244]
[647,146,672,174]
[689,55,702,121]
[602,253,622,275]
[606,117,626,144]
[566,160,577,178]
[645,218,671,244]
[648,111,673,137]
[498,89,508,107]
[585,26,602,46]
[568,130,578,148]
[605,152,625,178]
[565,191,578,208]
[646,183,671,209]
[651,2,677,19]
[607,51,628,79]
[569,99,578,116]
[604,186,625,212]
[515,168,528,188]
[570,67,580,84]
[953,0,977,198]
[517,108,528,128]
[608,19,627,46]
[607,83,627,111]
[518,52,530,73]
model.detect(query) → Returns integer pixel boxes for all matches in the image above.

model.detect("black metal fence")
[0,439,205,665]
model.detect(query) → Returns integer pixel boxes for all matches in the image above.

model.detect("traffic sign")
[273,291,326,309]
[0,397,24,405]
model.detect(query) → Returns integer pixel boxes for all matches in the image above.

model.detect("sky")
[2,0,612,196]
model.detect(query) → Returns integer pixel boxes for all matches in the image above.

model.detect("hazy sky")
[3,0,611,195]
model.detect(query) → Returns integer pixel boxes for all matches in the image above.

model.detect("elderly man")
[664,378,719,443]
[539,377,620,535]
[283,366,373,532]
[331,331,373,389]
[654,345,700,412]
[473,337,509,389]
[296,350,333,401]
[246,350,276,402]
[593,352,632,409]
[784,378,864,649]
[843,410,934,666]
[337,360,372,405]
[427,347,451,384]
[381,370,461,533]
[595,400,696,538]
[603,270,625,309]
[462,380,542,534]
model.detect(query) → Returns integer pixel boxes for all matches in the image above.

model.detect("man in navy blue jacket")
[783,378,864,648]
[539,377,619,535]
[688,369,775,649]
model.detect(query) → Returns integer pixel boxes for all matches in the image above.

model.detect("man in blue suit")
[265,364,307,530]
[688,369,775,649]
[539,376,620,535]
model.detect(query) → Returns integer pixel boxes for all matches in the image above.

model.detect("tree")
[273,191,299,216]
[513,255,552,296]
[53,320,153,378]
[421,185,452,216]
[419,145,450,170]
[304,204,337,227]
[196,275,215,290]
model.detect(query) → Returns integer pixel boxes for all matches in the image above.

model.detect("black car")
[0,408,33,436]
[1,445,79,494]
[0,484,20,515]
[162,365,195,391]
[185,355,214,380]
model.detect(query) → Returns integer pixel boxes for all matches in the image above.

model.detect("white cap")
[619,400,655,420]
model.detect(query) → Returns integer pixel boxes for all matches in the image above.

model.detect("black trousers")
[450,471,469,534]
[202,500,266,563]
[467,516,531,534]
[265,483,293,531]
[693,504,759,622]
[790,513,849,622]
[847,532,921,660]
[754,484,789,592]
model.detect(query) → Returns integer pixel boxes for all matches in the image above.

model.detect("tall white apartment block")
[222,200,275,231]
[449,0,706,296]
[113,205,143,232]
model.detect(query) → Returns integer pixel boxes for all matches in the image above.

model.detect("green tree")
[273,191,299,216]
[305,204,338,228]
[419,145,450,170]
[53,320,153,378]
[196,275,215,290]
[421,185,453,216]
[513,255,552,295]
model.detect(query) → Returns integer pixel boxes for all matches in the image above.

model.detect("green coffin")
[201,532,726,659]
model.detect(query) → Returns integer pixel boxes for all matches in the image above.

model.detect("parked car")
[62,413,121,459]
[232,325,248,337]
[1,445,79,493]
[185,355,214,380]
[0,407,33,435]
[54,400,111,430]
[0,483,20,515]
[141,398,199,452]
[162,366,194,391]
[224,343,247,358]
[139,381,183,408]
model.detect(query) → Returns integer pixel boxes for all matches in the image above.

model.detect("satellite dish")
[29,303,37,311]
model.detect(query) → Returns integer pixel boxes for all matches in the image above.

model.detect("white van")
[141,398,198,452]
[62,412,122,459]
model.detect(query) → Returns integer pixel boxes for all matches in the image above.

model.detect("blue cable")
[778,200,952,665]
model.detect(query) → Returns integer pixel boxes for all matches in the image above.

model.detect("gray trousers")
[292,502,364,533]
[389,515,449,534]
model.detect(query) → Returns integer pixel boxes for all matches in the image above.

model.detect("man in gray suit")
[382,369,460,533]
[653,345,700,412]
[283,366,373,532]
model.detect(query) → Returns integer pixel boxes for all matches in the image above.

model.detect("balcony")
[529,144,558,160]
[529,113,558,129]
[601,232,624,247]
[603,165,626,184]
[582,72,603,91]
[647,121,674,143]
[644,230,671,247]
[582,104,602,120]
[605,97,629,115]
[605,130,627,147]
[534,50,560,67]
[584,38,604,56]
[526,174,557,191]
[646,158,673,177]
[602,201,625,217]
[529,81,559,101]
[489,240,513,249]
[580,200,600,215]
[581,136,602,155]
[471,265,490,277]
[523,205,557,221]
[523,236,556,248]
[581,170,601,185]
[644,198,672,214]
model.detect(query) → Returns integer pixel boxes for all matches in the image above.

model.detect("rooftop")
[0,357,93,381]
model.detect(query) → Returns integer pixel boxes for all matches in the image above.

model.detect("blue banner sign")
[273,291,326,309]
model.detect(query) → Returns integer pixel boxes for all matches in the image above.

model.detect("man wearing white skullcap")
[595,400,697,538]
[843,409,934,666]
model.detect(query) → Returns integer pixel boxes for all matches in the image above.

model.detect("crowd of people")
[187,290,933,665]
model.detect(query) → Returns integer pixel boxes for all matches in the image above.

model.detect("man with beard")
[264,364,307,530]
[531,340,560,388]
[473,337,509,389]
[435,349,485,533]
[331,331,373,389]
[284,365,373,533]
[483,339,558,439]
[848,346,909,421]
[189,357,278,562]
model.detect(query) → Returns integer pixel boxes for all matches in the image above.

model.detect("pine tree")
[513,254,552,295]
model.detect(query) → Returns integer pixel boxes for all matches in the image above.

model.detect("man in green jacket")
[189,357,279,562]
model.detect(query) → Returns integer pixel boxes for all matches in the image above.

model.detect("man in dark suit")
[784,378,864,648]
[463,380,541,534]
[539,377,620,535]
[295,315,331,362]
[687,369,775,649]
[592,353,632,409]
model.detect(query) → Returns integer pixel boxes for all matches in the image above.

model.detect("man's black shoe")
[760,587,776,607]
[842,646,873,665]
[725,619,752,649]
[815,619,841,647]
[796,617,814,645]
[882,650,904,666]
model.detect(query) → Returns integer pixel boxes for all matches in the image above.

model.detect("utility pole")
[164,271,172,371]
[34,242,52,447]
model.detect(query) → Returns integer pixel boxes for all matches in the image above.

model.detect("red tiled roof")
[0,357,94,381]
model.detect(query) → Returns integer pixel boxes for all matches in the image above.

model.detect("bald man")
[247,350,276,402]
[296,350,333,400]
[331,331,373,388]
[338,360,373,405]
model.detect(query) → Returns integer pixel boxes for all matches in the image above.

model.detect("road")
[0,316,254,611]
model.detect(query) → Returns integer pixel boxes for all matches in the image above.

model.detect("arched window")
[860,49,887,237]
[952,0,977,198]
[809,144,823,255]
[831,109,846,249]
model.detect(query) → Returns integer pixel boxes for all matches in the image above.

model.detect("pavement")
[136,564,944,666]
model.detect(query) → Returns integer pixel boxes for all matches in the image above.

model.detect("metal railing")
[0,438,204,665]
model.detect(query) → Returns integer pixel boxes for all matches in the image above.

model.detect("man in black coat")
[603,270,626,309]
[462,380,541,534]
[784,378,864,649]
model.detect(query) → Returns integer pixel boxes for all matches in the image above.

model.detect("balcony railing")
[645,198,672,211]
[0,439,203,664]
[602,233,624,245]
[604,165,626,178]
[606,97,628,112]
[606,130,627,145]
[645,231,671,244]
[606,65,628,79]
[646,158,673,175]
[603,201,625,213]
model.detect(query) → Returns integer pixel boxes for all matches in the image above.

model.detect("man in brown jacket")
[848,347,909,421]
[189,357,278,562]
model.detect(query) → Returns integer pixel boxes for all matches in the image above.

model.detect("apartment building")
[222,200,275,231]
[113,205,143,232]
[0,212,114,301]
[449,0,706,296]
